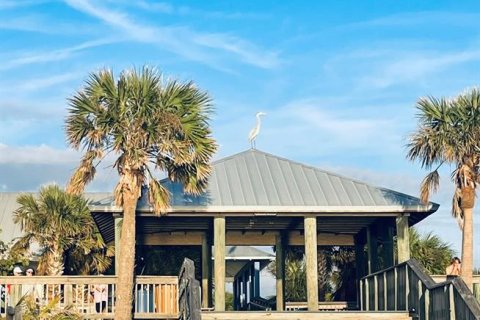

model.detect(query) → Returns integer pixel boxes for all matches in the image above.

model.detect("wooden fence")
[0,275,178,319]
[360,259,480,320]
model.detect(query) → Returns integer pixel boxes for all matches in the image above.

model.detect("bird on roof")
[248,112,266,149]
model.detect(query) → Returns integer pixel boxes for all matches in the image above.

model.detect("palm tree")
[13,185,110,275]
[65,67,216,319]
[408,228,454,275]
[407,88,480,289]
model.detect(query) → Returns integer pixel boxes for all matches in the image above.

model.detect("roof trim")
[89,203,439,214]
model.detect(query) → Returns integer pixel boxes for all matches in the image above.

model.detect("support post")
[396,215,410,263]
[367,224,379,274]
[275,232,285,311]
[202,232,211,309]
[354,230,366,309]
[232,278,237,310]
[382,223,395,268]
[249,264,255,301]
[113,214,123,275]
[214,216,226,311]
[254,262,260,298]
[304,216,319,311]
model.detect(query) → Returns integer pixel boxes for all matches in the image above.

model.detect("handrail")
[360,259,480,319]
[178,258,201,320]
[0,275,178,319]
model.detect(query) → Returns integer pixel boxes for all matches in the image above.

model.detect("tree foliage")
[12,185,112,275]
[0,229,29,275]
[64,66,217,318]
[407,88,480,288]
[409,228,454,274]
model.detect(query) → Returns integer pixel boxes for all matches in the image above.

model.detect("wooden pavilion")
[89,149,438,312]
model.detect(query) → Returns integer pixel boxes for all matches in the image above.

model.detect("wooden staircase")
[202,311,411,320]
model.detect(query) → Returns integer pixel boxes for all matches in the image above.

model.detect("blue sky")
[1,0,480,265]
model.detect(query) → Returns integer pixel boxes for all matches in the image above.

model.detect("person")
[22,268,43,303]
[92,282,108,313]
[446,257,461,276]
[6,266,23,317]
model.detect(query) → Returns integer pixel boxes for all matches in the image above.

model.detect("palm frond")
[148,178,170,215]
[420,169,440,204]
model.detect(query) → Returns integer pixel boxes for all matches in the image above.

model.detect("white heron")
[248,112,266,149]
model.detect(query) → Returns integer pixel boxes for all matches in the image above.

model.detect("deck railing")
[0,275,178,319]
[431,275,480,302]
[360,259,480,320]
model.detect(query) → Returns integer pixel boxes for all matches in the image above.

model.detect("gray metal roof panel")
[88,149,438,216]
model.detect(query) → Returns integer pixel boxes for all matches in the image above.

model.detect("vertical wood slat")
[365,277,370,311]
[449,284,456,320]
[394,267,398,311]
[383,272,387,311]
[359,278,364,310]
[425,289,430,320]
[405,264,410,310]
[374,275,378,311]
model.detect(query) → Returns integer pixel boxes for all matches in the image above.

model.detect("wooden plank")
[449,284,456,320]
[201,311,411,320]
[304,216,319,311]
[214,216,226,311]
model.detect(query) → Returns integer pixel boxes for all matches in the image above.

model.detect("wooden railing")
[0,275,178,319]
[178,258,201,320]
[431,275,480,302]
[360,259,480,320]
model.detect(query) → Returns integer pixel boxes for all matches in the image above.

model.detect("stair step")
[202,311,411,320]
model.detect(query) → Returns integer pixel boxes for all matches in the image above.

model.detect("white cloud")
[0,144,80,164]
[1,38,117,71]
[0,72,80,93]
[359,50,480,89]
[64,0,281,69]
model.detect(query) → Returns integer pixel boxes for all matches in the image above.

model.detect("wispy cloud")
[0,144,79,164]
[1,38,117,71]
[359,50,480,89]
[64,0,281,69]
[0,72,80,93]
[348,11,480,29]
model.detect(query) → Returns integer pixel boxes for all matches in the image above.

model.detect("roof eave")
[89,203,439,215]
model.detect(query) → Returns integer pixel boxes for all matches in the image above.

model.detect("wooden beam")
[304,216,319,311]
[142,231,353,246]
[396,215,410,263]
[214,217,226,311]
[114,214,123,275]
[276,232,285,311]
[202,232,211,309]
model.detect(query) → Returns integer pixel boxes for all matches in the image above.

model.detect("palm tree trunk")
[49,243,64,275]
[462,206,474,290]
[115,186,139,319]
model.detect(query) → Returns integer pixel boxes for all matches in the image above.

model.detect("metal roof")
[0,192,110,244]
[90,149,438,217]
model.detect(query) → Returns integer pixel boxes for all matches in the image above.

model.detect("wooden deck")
[202,311,411,320]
